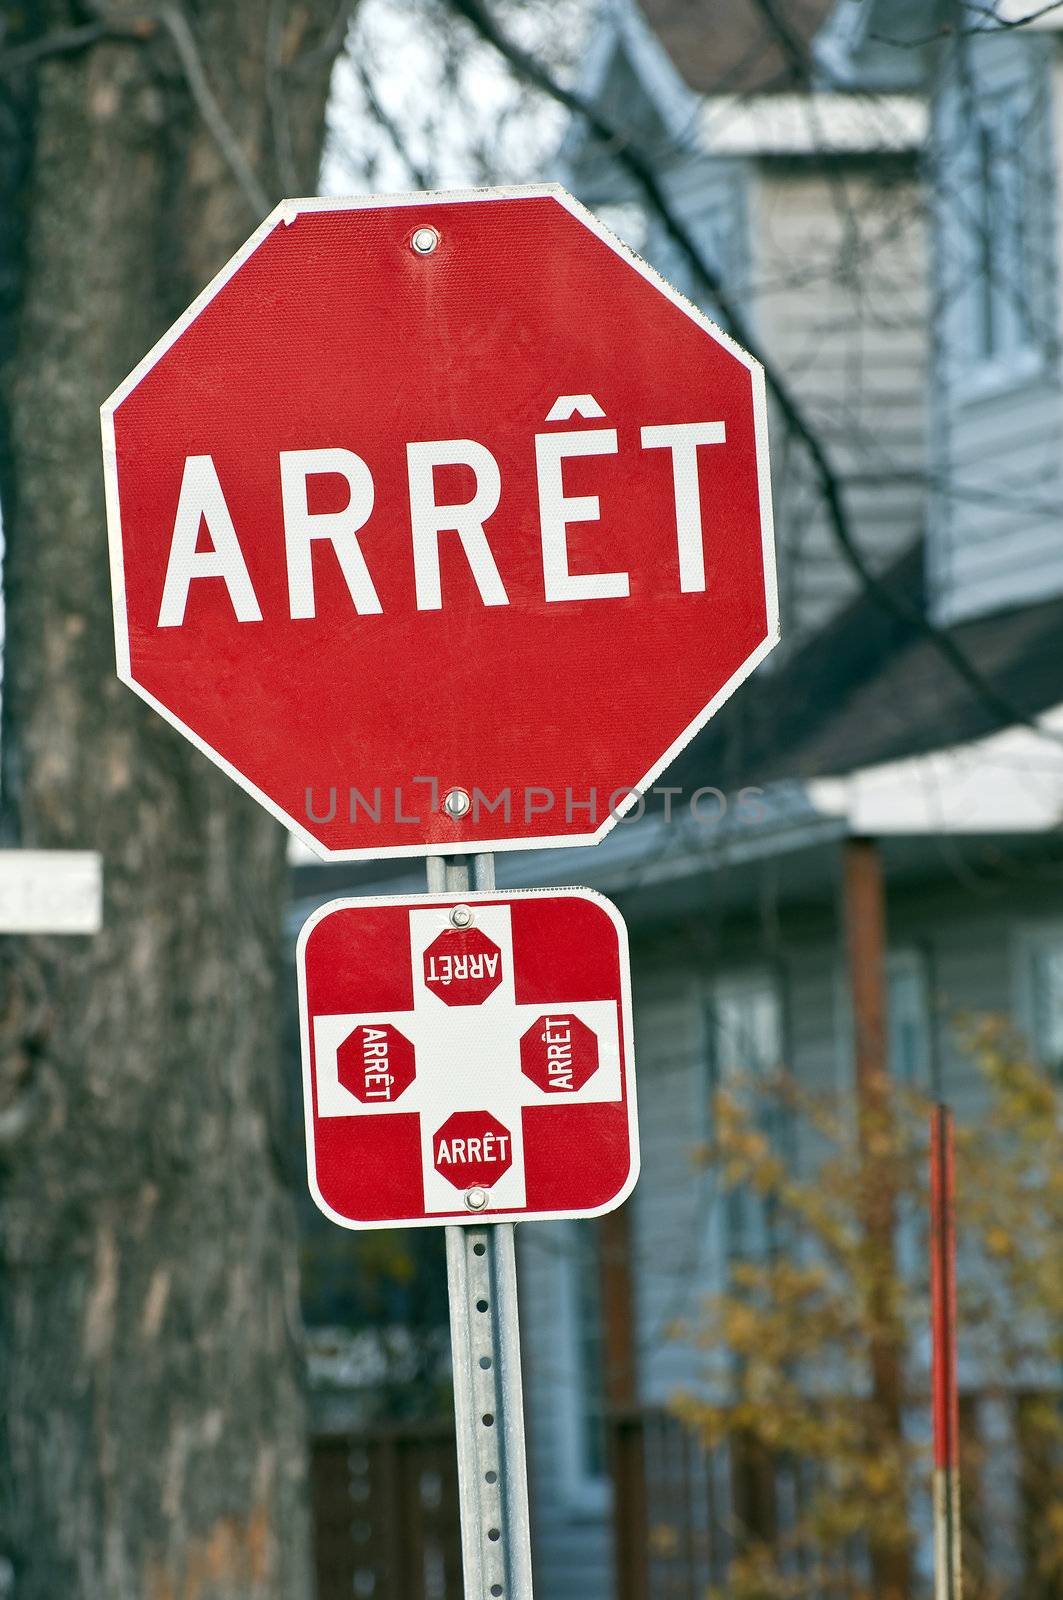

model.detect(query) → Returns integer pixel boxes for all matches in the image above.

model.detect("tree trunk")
[0,7,353,1597]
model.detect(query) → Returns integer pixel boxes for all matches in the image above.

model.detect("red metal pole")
[930,1103,962,1600]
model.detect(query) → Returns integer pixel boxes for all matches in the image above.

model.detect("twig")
[872,0,1063,47]
[291,0,356,74]
[155,4,272,218]
[0,21,123,75]
[963,0,1063,29]
[445,0,1058,743]
[266,0,299,195]
[352,53,433,191]
[749,0,813,81]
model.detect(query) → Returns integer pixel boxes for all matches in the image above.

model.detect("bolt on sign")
[101,186,777,859]
[296,889,637,1227]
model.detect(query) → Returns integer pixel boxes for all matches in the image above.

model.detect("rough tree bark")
[0,6,353,1598]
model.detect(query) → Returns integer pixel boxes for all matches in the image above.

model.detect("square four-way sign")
[297,888,637,1228]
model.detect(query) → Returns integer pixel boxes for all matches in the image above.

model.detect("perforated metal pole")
[427,852,535,1600]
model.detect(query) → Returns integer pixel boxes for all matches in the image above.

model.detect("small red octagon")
[423,927,503,1006]
[433,1111,513,1191]
[521,1013,600,1093]
[337,1023,415,1104]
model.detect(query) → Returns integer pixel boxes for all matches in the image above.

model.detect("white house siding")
[519,1219,615,1600]
[602,149,929,658]
[627,970,715,1405]
[748,158,929,649]
[517,967,710,1599]
[561,12,931,658]
[640,152,751,336]
[929,29,1063,625]
[519,862,1062,1595]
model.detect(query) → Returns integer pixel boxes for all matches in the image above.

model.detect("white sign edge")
[101,183,778,862]
[295,885,640,1231]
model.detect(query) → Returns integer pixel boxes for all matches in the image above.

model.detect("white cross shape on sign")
[312,903,623,1214]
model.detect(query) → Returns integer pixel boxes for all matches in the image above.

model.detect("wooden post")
[600,1205,637,1410]
[610,1410,649,1600]
[843,837,911,1600]
[600,1204,645,1600]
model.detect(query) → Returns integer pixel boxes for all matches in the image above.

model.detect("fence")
[606,1394,1063,1600]
[310,1395,1060,1599]
[312,1421,462,1600]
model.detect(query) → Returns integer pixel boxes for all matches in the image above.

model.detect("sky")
[322,0,593,196]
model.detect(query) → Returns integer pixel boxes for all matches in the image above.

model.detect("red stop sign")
[433,1111,514,1191]
[336,1023,415,1104]
[520,1013,599,1093]
[423,927,504,1006]
[103,189,776,859]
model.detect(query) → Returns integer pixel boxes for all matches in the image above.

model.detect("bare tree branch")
[963,0,1063,29]
[445,0,1059,744]
[748,0,813,81]
[155,4,272,218]
[872,0,1063,47]
[0,19,151,75]
[266,0,300,194]
[291,0,357,73]
[352,53,433,190]
[0,8,270,218]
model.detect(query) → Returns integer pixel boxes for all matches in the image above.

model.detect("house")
[290,3,1063,1596]
[515,3,1063,1597]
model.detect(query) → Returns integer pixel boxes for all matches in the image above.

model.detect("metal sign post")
[446,1221,533,1600]
[296,860,635,1596]
[103,182,778,1600]
[428,851,535,1599]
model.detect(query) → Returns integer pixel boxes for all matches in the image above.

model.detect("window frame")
[950,63,1054,401]
[553,1219,612,1516]
[833,947,934,1095]
[1012,919,1063,1075]
[703,967,787,1268]
[885,948,934,1093]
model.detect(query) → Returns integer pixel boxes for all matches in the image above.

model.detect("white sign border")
[102,183,778,861]
[295,885,640,1231]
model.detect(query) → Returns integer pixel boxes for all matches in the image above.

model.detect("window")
[556,1220,609,1510]
[974,100,1031,363]
[1017,923,1063,1075]
[887,951,934,1282]
[952,63,1054,390]
[887,950,933,1092]
[705,971,785,1265]
[834,949,934,1096]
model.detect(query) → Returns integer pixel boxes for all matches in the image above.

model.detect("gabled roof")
[637,0,835,95]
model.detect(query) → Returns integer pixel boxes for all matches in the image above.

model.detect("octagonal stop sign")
[336,1023,415,1104]
[424,926,504,1006]
[433,1111,514,1191]
[102,187,777,860]
[521,1013,599,1093]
